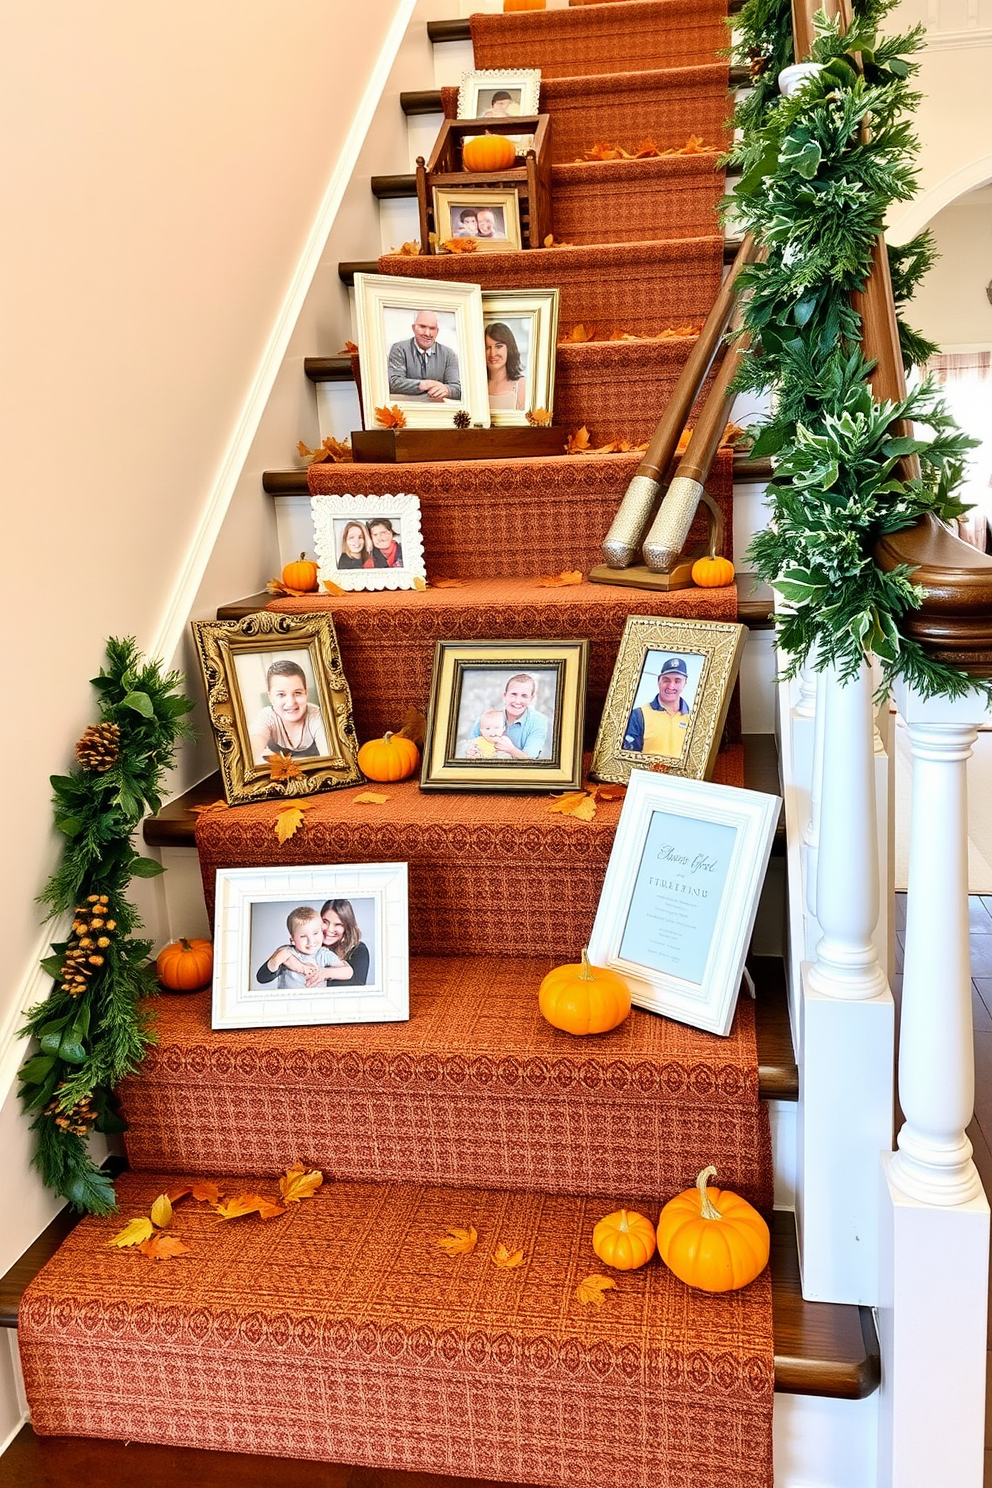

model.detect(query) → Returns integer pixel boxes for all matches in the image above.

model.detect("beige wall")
[908,187,992,348]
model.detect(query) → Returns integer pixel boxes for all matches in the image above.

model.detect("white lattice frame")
[311,492,426,593]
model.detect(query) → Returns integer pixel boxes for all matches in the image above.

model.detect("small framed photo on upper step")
[457,69,541,155]
[311,492,426,593]
[191,611,363,805]
[591,616,746,786]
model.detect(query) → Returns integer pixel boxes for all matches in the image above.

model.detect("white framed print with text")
[587,770,780,1036]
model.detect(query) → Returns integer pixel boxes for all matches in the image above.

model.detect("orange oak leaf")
[374,405,408,429]
[547,790,597,822]
[108,1217,155,1248]
[565,426,592,454]
[191,1179,225,1204]
[438,236,478,254]
[267,752,304,783]
[316,436,353,464]
[575,1273,617,1306]
[167,1183,193,1203]
[213,1193,287,1222]
[632,137,661,158]
[678,134,706,153]
[721,421,748,447]
[525,407,553,426]
[563,324,595,344]
[321,578,346,596]
[188,800,227,817]
[397,707,428,748]
[279,1163,324,1204]
[596,784,627,801]
[338,341,359,354]
[437,1224,478,1257]
[542,234,573,248]
[150,1194,173,1230]
[274,803,312,845]
[581,141,628,161]
[536,570,583,587]
[139,1233,190,1261]
[431,577,468,588]
[395,240,421,256]
[355,791,389,804]
[491,1243,525,1270]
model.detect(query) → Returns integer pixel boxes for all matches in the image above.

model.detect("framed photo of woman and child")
[211,863,409,1030]
[191,611,363,805]
[311,492,426,593]
[421,640,588,792]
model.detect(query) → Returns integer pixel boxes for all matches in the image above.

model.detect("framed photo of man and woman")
[591,616,747,785]
[421,640,588,792]
[311,492,426,593]
[191,611,363,805]
[212,863,409,1030]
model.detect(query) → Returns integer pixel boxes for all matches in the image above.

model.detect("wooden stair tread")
[262,454,773,486]
[0,1206,874,1401]
[373,160,743,199]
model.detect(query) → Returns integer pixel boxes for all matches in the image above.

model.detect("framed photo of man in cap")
[591,617,746,785]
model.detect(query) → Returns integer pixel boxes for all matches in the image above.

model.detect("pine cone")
[75,722,121,772]
[453,409,472,429]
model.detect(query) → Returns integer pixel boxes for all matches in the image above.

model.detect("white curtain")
[928,351,992,550]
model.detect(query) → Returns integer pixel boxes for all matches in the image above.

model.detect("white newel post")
[878,681,990,1488]
[802,673,826,959]
[798,660,895,1302]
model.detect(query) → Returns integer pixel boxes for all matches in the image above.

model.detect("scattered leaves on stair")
[338,341,359,355]
[563,324,595,343]
[355,791,390,805]
[558,325,700,346]
[542,234,573,249]
[596,784,627,801]
[574,1273,618,1306]
[213,1193,288,1222]
[267,752,304,784]
[394,240,421,256]
[375,405,408,429]
[139,1233,190,1261]
[298,436,353,466]
[413,576,428,590]
[322,578,346,596]
[108,1217,155,1249]
[437,1224,478,1257]
[536,570,583,588]
[267,575,327,598]
[274,802,313,844]
[438,236,478,254]
[548,790,598,822]
[397,707,428,749]
[565,426,592,454]
[576,134,710,163]
[188,800,228,818]
[525,407,553,426]
[279,1162,324,1204]
[491,1243,525,1270]
[564,427,648,457]
[191,1178,226,1204]
[150,1193,173,1229]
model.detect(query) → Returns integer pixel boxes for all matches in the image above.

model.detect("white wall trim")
[150,0,418,668]
[887,154,992,243]
[923,27,992,49]
[0,917,70,1103]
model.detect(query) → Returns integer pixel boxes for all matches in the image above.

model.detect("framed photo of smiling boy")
[591,616,746,786]
[588,770,779,1036]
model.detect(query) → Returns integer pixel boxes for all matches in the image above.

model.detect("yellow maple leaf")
[374,405,408,429]
[279,1162,324,1204]
[536,570,583,587]
[565,426,592,455]
[274,803,311,845]
[574,1273,617,1306]
[525,407,553,426]
[491,1243,525,1270]
[139,1233,190,1261]
[267,752,304,783]
[338,341,359,354]
[213,1193,287,1222]
[150,1194,173,1230]
[412,576,428,590]
[437,1224,478,1257]
[107,1217,155,1248]
[191,1178,225,1204]
[547,790,597,822]
[355,791,389,804]
[438,236,479,254]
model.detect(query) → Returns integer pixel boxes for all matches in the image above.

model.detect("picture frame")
[456,69,541,143]
[591,616,746,785]
[354,272,490,430]
[191,611,363,805]
[212,863,409,1031]
[421,640,588,793]
[433,188,523,253]
[588,770,780,1037]
[481,288,559,426]
[311,492,426,593]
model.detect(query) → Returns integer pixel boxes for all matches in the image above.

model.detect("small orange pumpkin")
[691,554,735,588]
[462,133,517,173]
[656,1166,770,1292]
[156,937,214,992]
[357,731,420,782]
[538,948,632,1036]
[592,1208,657,1271]
[281,552,319,592]
[503,0,546,9]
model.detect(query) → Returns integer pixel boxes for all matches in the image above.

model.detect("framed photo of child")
[311,492,427,593]
[212,863,408,1030]
[191,611,363,805]
[421,640,588,792]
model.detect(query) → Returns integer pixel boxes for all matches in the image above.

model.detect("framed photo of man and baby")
[211,863,409,1030]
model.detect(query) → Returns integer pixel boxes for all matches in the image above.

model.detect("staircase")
[3,4,885,1486]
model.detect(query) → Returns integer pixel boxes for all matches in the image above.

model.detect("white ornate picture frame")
[456,69,541,123]
[212,863,409,1031]
[354,272,490,431]
[311,492,426,593]
[481,288,559,427]
[588,771,779,1037]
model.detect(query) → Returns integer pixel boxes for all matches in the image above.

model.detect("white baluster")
[795,661,818,720]
[803,670,826,937]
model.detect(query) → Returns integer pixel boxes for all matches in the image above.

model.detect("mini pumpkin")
[462,133,517,173]
[156,937,214,992]
[538,947,631,1036]
[281,552,319,592]
[503,0,546,9]
[357,731,420,782]
[592,1208,657,1271]
[656,1166,770,1292]
[691,554,735,588]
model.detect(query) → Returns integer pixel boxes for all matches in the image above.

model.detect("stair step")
[264,452,772,487]
[340,238,744,286]
[426,0,746,47]
[373,167,743,204]
[399,69,750,118]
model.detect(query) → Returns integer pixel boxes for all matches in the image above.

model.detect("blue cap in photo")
[659,656,688,677]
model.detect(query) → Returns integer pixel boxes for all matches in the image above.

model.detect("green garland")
[18,638,194,1213]
[727,0,985,698]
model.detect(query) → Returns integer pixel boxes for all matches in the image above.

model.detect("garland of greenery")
[727,0,986,699]
[18,638,194,1213]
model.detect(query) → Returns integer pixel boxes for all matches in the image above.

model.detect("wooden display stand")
[415,116,552,252]
[353,426,563,463]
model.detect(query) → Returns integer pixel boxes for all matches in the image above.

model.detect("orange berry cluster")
[45,1086,98,1136]
[62,894,117,997]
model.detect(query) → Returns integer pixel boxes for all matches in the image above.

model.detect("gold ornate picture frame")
[191,612,363,805]
[421,640,588,792]
[591,616,746,785]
